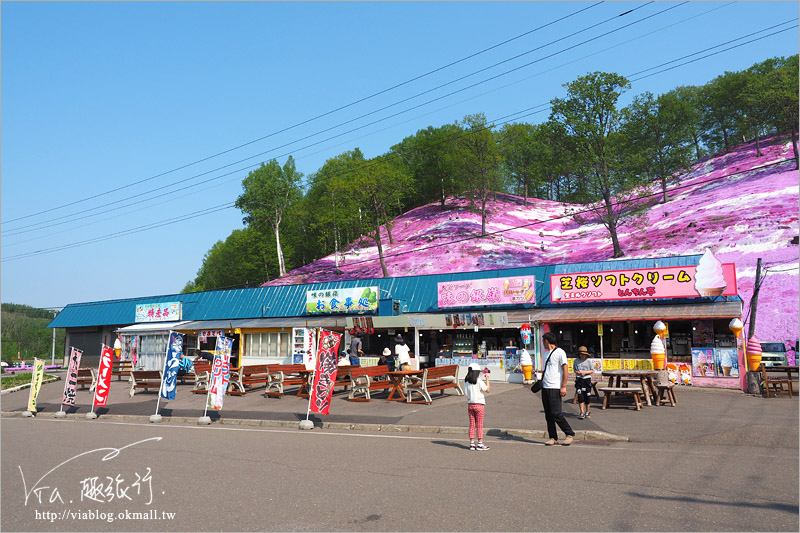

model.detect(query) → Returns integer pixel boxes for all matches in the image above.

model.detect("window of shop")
[138,333,169,371]
[244,332,291,358]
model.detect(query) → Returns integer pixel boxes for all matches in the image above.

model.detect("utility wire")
[3,1,682,233]
[1,1,607,226]
[3,16,793,256]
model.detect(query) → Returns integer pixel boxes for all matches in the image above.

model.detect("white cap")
[469,363,481,371]
[382,348,391,356]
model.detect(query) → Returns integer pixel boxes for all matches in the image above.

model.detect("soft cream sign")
[550,251,737,303]
[438,275,535,308]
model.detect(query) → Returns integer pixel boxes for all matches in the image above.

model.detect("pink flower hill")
[268,137,799,348]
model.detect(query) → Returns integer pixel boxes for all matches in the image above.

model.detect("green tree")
[183,227,278,292]
[763,54,799,169]
[668,86,705,160]
[334,155,412,277]
[455,113,503,236]
[549,71,639,258]
[699,71,748,154]
[391,124,460,209]
[622,91,694,203]
[234,156,303,278]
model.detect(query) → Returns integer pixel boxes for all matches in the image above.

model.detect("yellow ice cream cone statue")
[650,335,666,370]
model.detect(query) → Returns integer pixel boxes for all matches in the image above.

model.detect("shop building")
[49,252,745,389]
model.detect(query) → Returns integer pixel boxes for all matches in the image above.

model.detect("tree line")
[182,55,798,293]
[1,303,65,364]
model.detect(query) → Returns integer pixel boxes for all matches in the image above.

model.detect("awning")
[175,316,347,332]
[116,321,189,334]
[518,301,743,323]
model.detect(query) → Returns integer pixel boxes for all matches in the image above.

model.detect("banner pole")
[85,344,105,419]
[56,347,71,418]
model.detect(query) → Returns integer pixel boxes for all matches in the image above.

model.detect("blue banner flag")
[160,332,184,400]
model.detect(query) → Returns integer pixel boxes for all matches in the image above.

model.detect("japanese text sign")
[62,347,83,406]
[306,286,379,314]
[27,359,45,413]
[160,332,183,400]
[208,336,233,410]
[93,346,114,407]
[550,264,737,303]
[135,301,182,323]
[438,275,535,309]
[310,330,342,415]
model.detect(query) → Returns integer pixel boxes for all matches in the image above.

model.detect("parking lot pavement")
[2,370,798,447]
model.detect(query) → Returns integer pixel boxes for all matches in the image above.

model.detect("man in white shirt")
[540,332,575,446]
[394,335,412,370]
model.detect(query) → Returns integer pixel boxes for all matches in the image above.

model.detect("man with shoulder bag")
[538,332,576,446]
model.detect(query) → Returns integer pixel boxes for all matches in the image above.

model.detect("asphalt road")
[2,417,797,532]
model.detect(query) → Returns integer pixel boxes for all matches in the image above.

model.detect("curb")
[0,411,629,442]
[1,376,61,396]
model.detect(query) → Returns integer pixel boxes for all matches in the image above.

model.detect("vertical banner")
[62,347,83,406]
[93,346,114,407]
[208,336,233,410]
[26,358,45,413]
[160,333,183,400]
[310,330,342,415]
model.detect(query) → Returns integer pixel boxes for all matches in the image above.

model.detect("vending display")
[293,328,317,368]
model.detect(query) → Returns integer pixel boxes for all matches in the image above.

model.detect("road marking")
[4,417,795,459]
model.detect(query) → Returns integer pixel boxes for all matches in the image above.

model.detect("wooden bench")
[76,368,96,391]
[128,370,163,397]
[111,360,133,381]
[228,364,270,396]
[264,364,307,398]
[760,364,798,398]
[191,360,212,393]
[405,365,464,404]
[348,365,392,402]
[597,386,644,410]
[655,383,677,406]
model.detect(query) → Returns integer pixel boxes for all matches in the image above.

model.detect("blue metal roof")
[49,254,715,329]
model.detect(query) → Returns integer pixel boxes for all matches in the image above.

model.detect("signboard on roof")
[306,287,379,314]
[135,302,182,323]
[550,262,737,303]
[437,275,535,309]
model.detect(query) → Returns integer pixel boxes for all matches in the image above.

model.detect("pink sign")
[438,275,535,308]
[550,263,737,303]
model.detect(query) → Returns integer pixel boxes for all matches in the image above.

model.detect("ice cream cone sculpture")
[694,249,727,297]
[650,335,666,370]
[745,335,762,372]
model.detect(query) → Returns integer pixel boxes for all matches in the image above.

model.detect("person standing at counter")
[349,332,364,365]
[394,334,411,371]
[540,332,575,446]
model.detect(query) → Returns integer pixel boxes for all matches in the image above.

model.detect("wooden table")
[602,369,659,406]
[387,370,422,402]
[761,365,799,397]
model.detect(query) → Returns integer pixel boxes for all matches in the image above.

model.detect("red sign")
[93,346,114,407]
[550,263,737,303]
[309,330,342,415]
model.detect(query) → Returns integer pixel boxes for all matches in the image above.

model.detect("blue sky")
[2,1,798,310]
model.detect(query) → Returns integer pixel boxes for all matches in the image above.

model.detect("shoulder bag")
[530,349,555,394]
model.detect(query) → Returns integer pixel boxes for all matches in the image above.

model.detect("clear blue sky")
[2,1,798,310]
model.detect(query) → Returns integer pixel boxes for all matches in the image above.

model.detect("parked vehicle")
[760,342,788,367]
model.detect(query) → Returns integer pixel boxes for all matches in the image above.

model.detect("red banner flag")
[309,330,342,415]
[93,346,114,407]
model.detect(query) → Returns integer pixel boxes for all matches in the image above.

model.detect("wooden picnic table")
[761,365,799,397]
[601,369,659,407]
[386,370,423,402]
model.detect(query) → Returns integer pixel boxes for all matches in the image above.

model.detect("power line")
[38,155,796,306]
[2,1,683,234]
[3,16,793,255]
[1,1,607,226]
